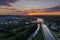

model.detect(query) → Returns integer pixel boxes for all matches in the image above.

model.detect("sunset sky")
[0,0,60,15]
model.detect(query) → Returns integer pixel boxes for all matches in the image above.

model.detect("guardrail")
[48,26,58,40]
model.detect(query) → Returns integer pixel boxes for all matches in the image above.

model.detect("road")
[27,23,56,40]
[42,24,56,40]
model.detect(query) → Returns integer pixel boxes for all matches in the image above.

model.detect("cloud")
[45,5,60,12]
[0,0,18,6]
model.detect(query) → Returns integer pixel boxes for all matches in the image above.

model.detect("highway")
[42,24,56,40]
[27,21,56,40]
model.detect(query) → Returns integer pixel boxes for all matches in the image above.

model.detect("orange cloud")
[0,9,11,14]
[0,6,60,16]
[27,11,60,16]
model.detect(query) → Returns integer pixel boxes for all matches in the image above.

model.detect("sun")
[28,13,34,16]
[28,12,41,16]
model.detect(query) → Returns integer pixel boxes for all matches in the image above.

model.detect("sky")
[0,0,60,15]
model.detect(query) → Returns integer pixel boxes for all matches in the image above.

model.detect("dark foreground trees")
[0,23,37,40]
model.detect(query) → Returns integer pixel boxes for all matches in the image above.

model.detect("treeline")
[44,16,60,26]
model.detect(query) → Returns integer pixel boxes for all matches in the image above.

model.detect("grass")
[32,24,44,40]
